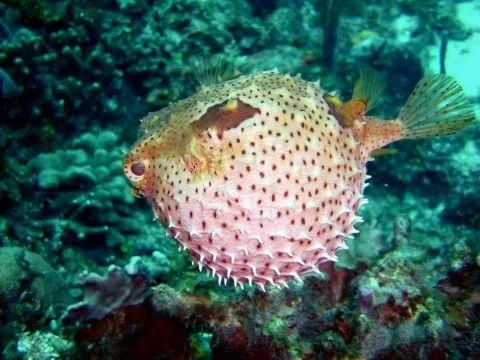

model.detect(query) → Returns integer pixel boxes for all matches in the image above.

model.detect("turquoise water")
[0,1,479,359]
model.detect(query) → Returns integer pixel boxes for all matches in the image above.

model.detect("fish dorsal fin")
[352,68,385,112]
[329,69,385,128]
[194,57,236,88]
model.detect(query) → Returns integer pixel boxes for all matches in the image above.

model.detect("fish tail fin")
[352,68,385,111]
[398,74,476,139]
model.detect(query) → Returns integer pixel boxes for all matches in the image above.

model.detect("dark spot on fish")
[192,99,260,137]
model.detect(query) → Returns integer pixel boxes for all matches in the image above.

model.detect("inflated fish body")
[124,70,475,290]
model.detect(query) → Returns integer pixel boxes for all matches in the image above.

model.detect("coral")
[371,132,480,235]
[64,254,478,359]
[115,0,148,13]
[360,324,393,359]
[1,128,179,335]
[19,129,175,260]
[74,302,191,360]
[150,284,289,359]
[357,251,423,307]
[24,130,134,250]
[104,0,267,105]
[70,282,296,358]
[0,67,22,97]
[188,332,213,360]
[314,261,363,305]
[437,262,480,334]
[125,252,171,280]
[150,284,182,316]
[0,0,268,144]
[1,0,67,26]
[337,212,392,270]
[0,246,68,323]
[16,331,74,360]
[457,322,480,358]
[61,264,151,324]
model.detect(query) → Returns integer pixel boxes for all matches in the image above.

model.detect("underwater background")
[0,0,479,359]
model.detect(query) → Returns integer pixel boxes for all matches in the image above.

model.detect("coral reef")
[25,130,137,253]
[2,129,177,263]
[0,247,69,358]
[0,0,479,358]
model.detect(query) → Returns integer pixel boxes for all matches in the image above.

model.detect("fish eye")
[130,162,145,176]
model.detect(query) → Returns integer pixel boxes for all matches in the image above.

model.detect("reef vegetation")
[0,0,479,359]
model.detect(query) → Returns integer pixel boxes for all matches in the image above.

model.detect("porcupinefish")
[123,69,475,290]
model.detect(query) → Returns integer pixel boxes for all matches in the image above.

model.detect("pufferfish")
[123,68,475,290]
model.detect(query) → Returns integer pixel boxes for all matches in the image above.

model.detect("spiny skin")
[123,71,398,290]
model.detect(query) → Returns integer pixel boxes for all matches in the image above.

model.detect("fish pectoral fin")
[184,154,204,174]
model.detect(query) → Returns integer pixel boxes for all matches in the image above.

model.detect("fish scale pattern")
[124,71,369,289]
